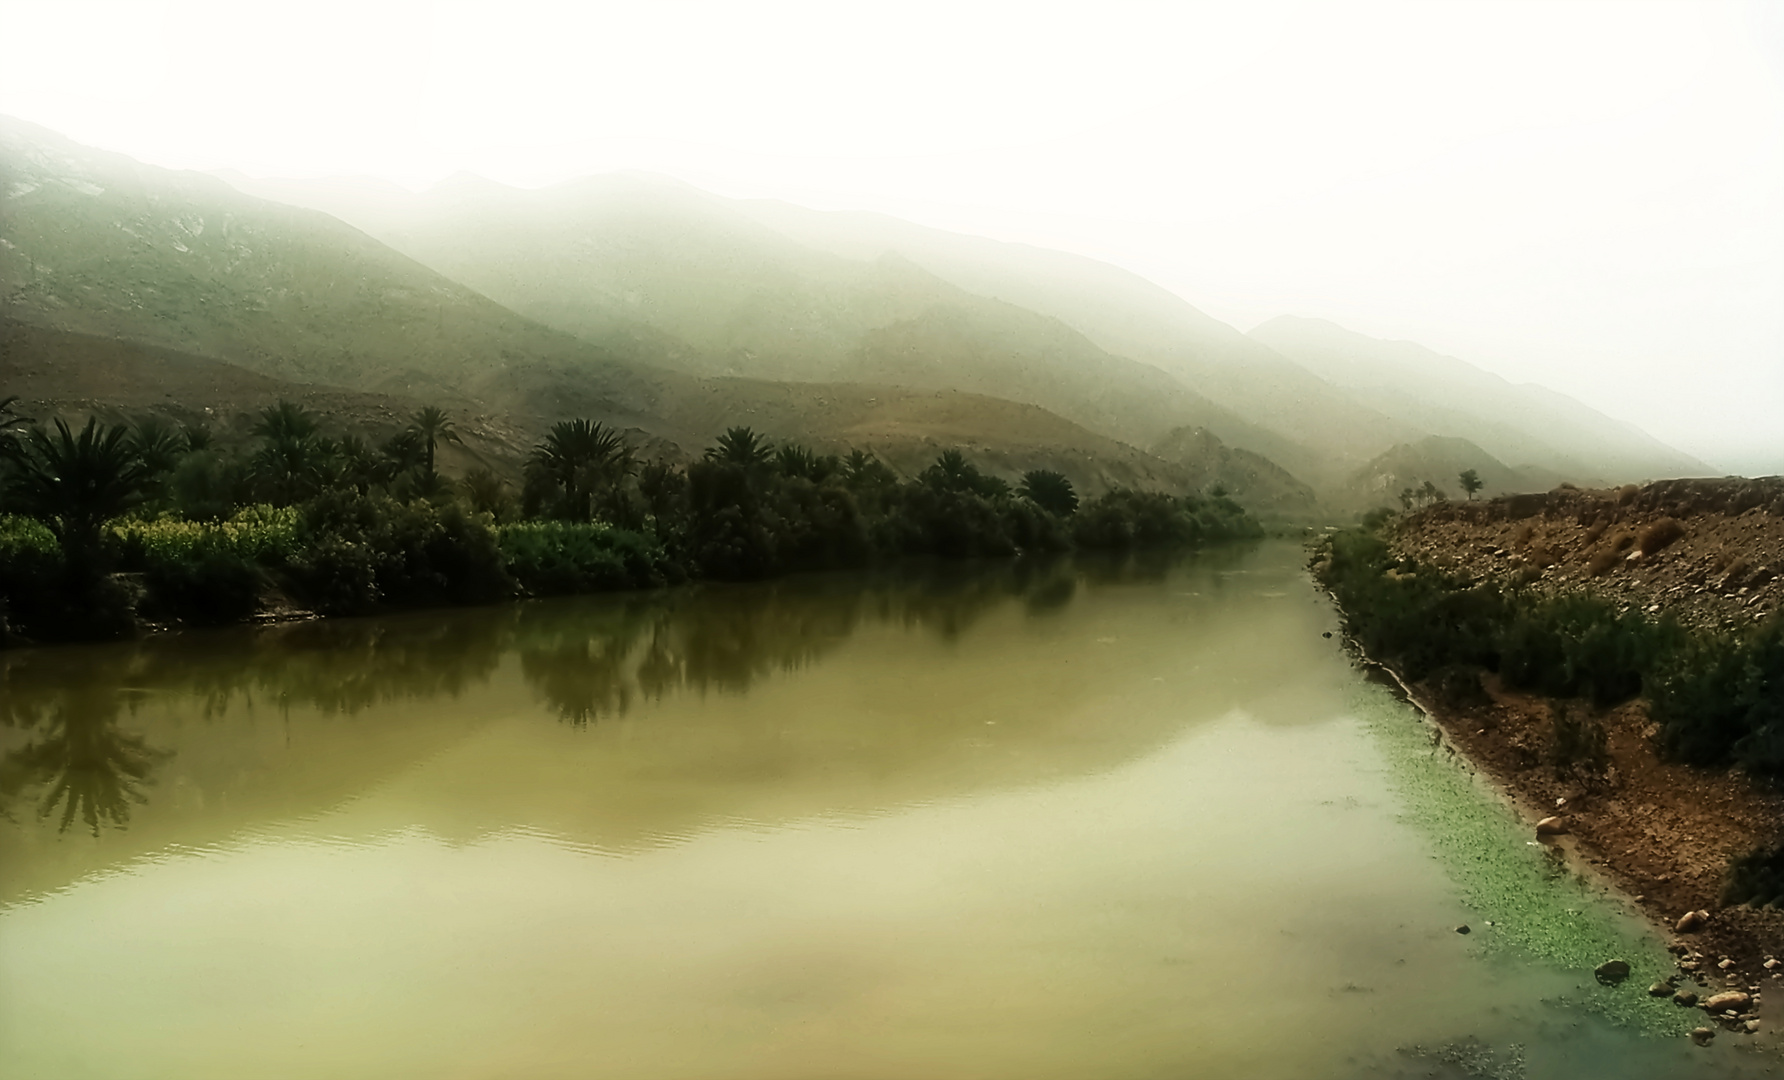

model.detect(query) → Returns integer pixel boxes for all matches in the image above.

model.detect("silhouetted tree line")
[0,399,1260,642]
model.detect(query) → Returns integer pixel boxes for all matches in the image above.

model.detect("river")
[0,542,1769,1078]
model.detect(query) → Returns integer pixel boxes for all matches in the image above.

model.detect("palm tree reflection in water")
[0,688,168,836]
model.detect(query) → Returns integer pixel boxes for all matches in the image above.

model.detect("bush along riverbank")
[0,401,1261,644]
[1313,499,1784,1043]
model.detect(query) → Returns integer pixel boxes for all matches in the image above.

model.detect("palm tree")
[842,449,896,489]
[705,426,774,468]
[4,418,150,566]
[922,449,1009,498]
[0,395,30,456]
[1018,470,1078,517]
[460,467,514,520]
[529,419,636,521]
[408,406,462,480]
[250,400,327,505]
[128,417,187,478]
[252,399,320,444]
[774,444,817,479]
[927,449,973,490]
[380,429,427,476]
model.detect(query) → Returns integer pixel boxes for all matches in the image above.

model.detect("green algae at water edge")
[1351,680,1692,1036]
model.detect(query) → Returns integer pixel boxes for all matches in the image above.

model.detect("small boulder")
[1704,991,1752,1013]
[1536,816,1569,836]
[1649,982,1675,997]
[1676,909,1710,933]
[1747,1020,1762,1034]
[1674,990,1700,1006]
[1691,1027,1716,1046]
[1595,960,1632,985]
[1455,925,1471,935]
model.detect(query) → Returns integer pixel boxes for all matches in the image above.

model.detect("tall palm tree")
[4,418,150,566]
[252,399,320,444]
[408,406,462,479]
[1017,469,1078,517]
[773,444,817,479]
[705,426,774,468]
[529,419,636,521]
[128,417,187,478]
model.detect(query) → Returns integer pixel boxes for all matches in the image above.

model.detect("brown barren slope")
[1,320,1232,497]
[1381,479,1784,1004]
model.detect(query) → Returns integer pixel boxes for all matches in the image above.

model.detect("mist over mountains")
[2,116,1719,519]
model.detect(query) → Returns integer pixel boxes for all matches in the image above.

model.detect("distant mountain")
[1247,316,1713,483]
[5,118,1714,518]
[0,118,691,403]
[730,199,1418,482]
[0,319,1235,500]
[0,119,1243,500]
[1148,426,1317,515]
[230,172,1321,483]
[1338,435,1572,511]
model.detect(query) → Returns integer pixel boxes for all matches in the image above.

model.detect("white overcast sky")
[3,0,1781,473]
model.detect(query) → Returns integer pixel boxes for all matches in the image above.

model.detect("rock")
[1455,924,1470,935]
[1765,958,1780,970]
[1719,958,1735,970]
[1691,1026,1716,1046]
[1536,816,1569,836]
[1704,991,1752,1013]
[1595,960,1632,985]
[1676,909,1710,933]
[1674,990,1700,1006]
[1650,982,1675,997]
[1747,1020,1762,1033]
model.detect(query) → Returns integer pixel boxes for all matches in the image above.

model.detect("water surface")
[0,544,1769,1078]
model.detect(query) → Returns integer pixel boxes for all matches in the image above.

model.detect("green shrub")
[138,535,265,625]
[1650,617,1784,770]
[112,505,300,568]
[292,492,512,614]
[1319,523,1784,775]
[878,485,1016,559]
[497,521,676,596]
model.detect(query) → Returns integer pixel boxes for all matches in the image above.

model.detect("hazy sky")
[3,0,1780,473]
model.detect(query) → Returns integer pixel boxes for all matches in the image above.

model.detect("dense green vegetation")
[0,403,1259,643]
[1314,520,1783,775]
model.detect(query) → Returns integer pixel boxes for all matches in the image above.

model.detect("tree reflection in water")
[0,680,168,836]
[0,547,1235,828]
[513,557,1091,726]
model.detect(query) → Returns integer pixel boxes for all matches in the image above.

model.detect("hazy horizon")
[3,0,1779,474]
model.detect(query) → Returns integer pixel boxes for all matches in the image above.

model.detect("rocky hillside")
[0,319,1224,498]
[0,121,1263,503]
[1252,316,1713,482]
[1388,477,1784,632]
[1148,425,1317,516]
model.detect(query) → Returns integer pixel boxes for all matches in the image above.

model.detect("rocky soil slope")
[1393,478,1784,632]
[1374,479,1784,1036]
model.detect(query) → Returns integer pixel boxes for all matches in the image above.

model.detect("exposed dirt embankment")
[1379,479,1784,1024]
[1396,478,1784,632]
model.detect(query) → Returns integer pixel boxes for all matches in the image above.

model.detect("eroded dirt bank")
[1362,478,1784,1026]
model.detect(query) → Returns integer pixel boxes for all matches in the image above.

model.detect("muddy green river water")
[0,542,1775,1079]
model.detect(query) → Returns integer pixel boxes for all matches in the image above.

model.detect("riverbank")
[1313,481,1784,1036]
